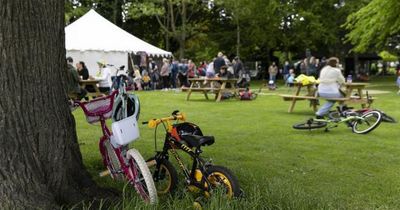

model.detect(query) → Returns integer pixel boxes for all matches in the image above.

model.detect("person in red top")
[197,61,207,76]
[187,59,196,78]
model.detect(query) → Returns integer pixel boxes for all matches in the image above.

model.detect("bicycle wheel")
[126,149,158,204]
[352,110,382,134]
[103,140,124,180]
[380,112,397,123]
[328,111,341,120]
[293,119,327,130]
[146,157,178,195]
[205,165,241,198]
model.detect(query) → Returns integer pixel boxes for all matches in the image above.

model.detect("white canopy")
[65,9,171,75]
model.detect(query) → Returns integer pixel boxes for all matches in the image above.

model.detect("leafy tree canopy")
[344,0,400,53]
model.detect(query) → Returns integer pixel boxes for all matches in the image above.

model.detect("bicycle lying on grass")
[293,106,383,134]
[72,73,157,204]
[142,111,241,203]
[326,91,396,124]
[328,107,396,123]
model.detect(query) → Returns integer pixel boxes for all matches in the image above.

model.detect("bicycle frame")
[314,114,365,130]
[152,119,212,191]
[98,116,131,178]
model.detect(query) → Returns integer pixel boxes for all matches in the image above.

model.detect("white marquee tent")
[65,9,171,76]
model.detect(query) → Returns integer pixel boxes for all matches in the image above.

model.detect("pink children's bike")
[76,90,157,204]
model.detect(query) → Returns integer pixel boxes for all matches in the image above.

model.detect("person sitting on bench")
[315,57,345,118]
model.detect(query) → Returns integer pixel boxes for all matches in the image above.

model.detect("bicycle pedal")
[99,169,111,177]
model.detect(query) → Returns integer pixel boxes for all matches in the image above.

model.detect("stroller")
[267,80,276,90]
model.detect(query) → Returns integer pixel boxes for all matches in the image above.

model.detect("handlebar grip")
[142,121,149,125]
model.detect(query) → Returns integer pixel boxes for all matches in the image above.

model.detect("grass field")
[73,76,400,209]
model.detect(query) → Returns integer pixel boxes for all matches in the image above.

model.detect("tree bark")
[113,0,123,27]
[236,17,241,57]
[0,1,110,208]
[179,0,187,59]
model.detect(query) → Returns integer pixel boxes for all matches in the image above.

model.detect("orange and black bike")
[143,110,242,201]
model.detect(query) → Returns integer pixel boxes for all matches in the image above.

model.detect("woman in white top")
[94,61,112,93]
[315,57,345,118]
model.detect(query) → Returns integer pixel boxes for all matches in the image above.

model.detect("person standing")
[148,58,159,90]
[187,59,196,78]
[178,59,189,88]
[160,58,170,90]
[268,62,278,83]
[307,56,317,77]
[396,65,400,95]
[213,52,226,75]
[233,56,244,77]
[282,61,290,84]
[92,60,111,94]
[206,58,215,78]
[315,57,346,118]
[170,59,179,89]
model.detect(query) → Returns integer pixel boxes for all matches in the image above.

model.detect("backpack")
[240,90,252,100]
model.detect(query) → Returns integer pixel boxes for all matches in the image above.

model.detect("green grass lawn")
[74,76,400,209]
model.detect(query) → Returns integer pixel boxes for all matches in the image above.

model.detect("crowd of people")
[264,56,329,89]
[67,52,252,100]
[126,51,251,91]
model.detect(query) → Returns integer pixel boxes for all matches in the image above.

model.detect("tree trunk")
[178,0,187,59]
[0,1,110,208]
[236,17,240,57]
[113,0,123,27]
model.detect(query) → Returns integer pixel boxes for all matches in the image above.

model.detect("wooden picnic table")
[186,77,240,102]
[280,82,372,113]
[280,82,318,113]
[79,79,103,99]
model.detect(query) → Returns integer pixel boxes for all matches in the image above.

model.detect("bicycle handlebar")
[143,113,186,128]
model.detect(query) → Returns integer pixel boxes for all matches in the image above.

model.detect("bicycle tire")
[328,111,341,120]
[146,157,178,195]
[380,112,397,123]
[352,110,382,134]
[126,149,158,204]
[293,119,327,130]
[205,165,241,198]
[103,140,124,181]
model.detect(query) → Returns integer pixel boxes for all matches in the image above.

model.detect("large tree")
[128,0,209,59]
[0,1,109,208]
[344,0,400,53]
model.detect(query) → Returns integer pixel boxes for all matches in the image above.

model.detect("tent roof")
[65,9,171,57]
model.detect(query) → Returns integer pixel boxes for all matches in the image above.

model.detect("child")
[286,69,295,87]
[132,66,142,90]
[142,71,151,90]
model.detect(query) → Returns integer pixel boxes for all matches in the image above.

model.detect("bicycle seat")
[180,134,215,148]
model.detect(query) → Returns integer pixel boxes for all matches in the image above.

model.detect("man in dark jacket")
[67,57,86,100]
[233,56,244,77]
[170,59,179,89]
[213,52,226,75]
